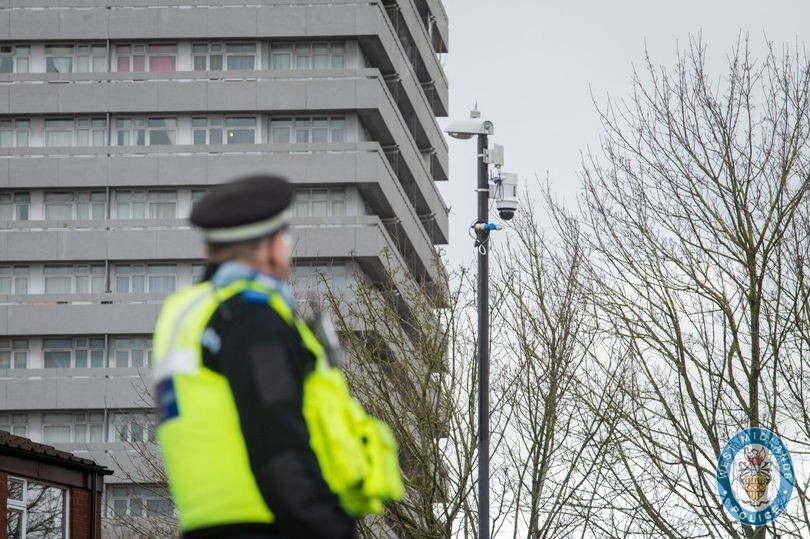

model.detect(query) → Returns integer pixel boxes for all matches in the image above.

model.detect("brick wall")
[70,486,98,539]
[70,487,90,539]
[70,486,103,539]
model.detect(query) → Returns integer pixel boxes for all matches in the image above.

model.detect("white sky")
[438,0,810,266]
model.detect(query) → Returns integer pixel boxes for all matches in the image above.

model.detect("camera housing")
[444,119,495,140]
[493,173,518,221]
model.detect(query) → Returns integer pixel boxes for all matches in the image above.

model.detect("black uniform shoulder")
[202,290,297,373]
[222,290,290,328]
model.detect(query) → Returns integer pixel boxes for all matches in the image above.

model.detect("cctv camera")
[493,173,518,221]
[443,119,495,139]
[497,200,516,221]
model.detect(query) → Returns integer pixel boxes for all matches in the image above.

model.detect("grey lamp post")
[445,111,495,539]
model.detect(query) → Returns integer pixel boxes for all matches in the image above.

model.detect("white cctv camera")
[492,172,518,220]
[444,119,495,140]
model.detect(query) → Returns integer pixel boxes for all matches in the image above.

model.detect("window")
[42,412,104,442]
[111,412,156,443]
[43,265,105,294]
[191,189,208,207]
[114,190,177,219]
[269,45,291,70]
[108,485,173,519]
[43,337,105,368]
[115,118,176,146]
[291,263,347,295]
[0,120,30,148]
[225,117,256,144]
[192,43,223,71]
[115,118,144,146]
[111,337,152,368]
[0,267,27,295]
[148,191,176,218]
[44,119,74,147]
[114,264,177,294]
[270,42,344,70]
[192,116,222,145]
[0,414,27,436]
[192,263,206,283]
[192,43,256,71]
[46,43,106,73]
[0,192,29,220]
[146,118,176,144]
[0,339,27,369]
[270,117,345,143]
[44,191,106,220]
[192,116,256,144]
[45,45,73,73]
[116,43,177,72]
[0,45,30,74]
[45,118,106,147]
[7,477,67,539]
[76,44,107,72]
[293,188,347,217]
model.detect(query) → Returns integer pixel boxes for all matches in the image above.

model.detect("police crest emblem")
[737,446,771,506]
[716,428,794,526]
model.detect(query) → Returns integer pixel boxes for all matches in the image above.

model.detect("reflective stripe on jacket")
[153,280,274,531]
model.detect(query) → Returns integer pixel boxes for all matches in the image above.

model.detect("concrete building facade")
[0,0,449,532]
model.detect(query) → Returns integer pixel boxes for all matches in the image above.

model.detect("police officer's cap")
[190,174,293,244]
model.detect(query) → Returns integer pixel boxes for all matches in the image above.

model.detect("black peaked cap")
[190,174,293,242]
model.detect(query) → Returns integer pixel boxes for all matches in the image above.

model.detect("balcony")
[414,0,449,53]
[0,70,449,225]
[0,367,148,410]
[381,0,448,113]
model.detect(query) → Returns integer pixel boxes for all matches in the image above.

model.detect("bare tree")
[491,189,616,538]
[325,254,512,538]
[574,37,810,538]
[776,194,810,535]
[105,387,178,539]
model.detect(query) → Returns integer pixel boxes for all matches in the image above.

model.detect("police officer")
[152,174,358,538]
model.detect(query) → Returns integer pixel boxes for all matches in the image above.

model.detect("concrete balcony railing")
[383,0,448,98]
[0,367,150,410]
[420,0,449,53]
[0,294,165,335]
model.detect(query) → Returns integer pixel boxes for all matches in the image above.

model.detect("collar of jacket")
[210,261,298,312]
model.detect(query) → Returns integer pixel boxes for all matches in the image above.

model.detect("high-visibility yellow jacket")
[153,268,403,535]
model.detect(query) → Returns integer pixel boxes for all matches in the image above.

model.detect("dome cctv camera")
[494,173,518,221]
[497,200,516,221]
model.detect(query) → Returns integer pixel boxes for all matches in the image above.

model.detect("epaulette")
[240,288,270,305]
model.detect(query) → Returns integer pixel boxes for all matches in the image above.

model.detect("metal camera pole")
[476,131,490,539]
[444,109,501,539]
[446,111,519,539]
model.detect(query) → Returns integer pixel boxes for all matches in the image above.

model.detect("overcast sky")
[437,0,810,266]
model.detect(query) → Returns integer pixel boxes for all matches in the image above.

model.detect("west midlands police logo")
[716,428,794,526]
